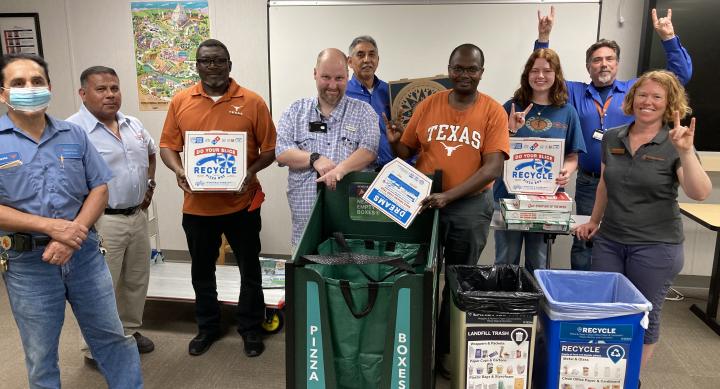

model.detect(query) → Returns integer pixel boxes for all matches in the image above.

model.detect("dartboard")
[391,80,447,128]
[216,153,235,168]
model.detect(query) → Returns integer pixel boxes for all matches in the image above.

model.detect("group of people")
[0,6,711,389]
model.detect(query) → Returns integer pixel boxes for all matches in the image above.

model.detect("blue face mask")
[3,87,52,112]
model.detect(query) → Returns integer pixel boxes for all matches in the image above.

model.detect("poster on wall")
[131,1,210,111]
[0,13,43,56]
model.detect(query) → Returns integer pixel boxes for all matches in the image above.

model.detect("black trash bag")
[447,265,544,315]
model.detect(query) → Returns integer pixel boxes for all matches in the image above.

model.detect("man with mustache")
[345,35,393,168]
[276,48,379,247]
[159,39,277,358]
[535,7,692,270]
[67,66,157,362]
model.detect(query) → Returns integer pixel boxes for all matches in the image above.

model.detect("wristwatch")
[147,178,157,190]
[309,152,321,169]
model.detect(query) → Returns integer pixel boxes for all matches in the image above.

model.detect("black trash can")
[448,265,543,389]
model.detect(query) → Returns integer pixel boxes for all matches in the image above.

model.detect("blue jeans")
[571,172,599,270]
[2,232,142,389]
[493,202,547,274]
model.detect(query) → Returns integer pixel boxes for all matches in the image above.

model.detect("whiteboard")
[269,1,600,116]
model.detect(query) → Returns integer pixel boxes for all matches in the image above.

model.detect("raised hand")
[669,110,695,153]
[652,8,675,41]
[383,112,404,144]
[509,103,534,134]
[538,5,555,42]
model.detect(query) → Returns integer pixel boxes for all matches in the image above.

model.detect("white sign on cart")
[184,131,246,191]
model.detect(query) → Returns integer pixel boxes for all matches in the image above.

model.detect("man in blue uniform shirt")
[0,54,142,388]
[345,35,392,168]
[534,7,692,270]
[67,66,157,360]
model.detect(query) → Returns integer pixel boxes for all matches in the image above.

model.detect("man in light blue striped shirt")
[67,66,157,360]
[276,48,379,246]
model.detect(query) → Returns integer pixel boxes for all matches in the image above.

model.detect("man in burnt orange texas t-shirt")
[159,39,276,358]
[386,43,510,378]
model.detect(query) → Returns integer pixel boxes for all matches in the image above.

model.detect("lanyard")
[593,96,613,130]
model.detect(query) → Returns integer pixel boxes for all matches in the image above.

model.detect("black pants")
[182,208,264,335]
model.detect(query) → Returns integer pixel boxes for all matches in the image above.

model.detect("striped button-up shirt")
[276,96,379,245]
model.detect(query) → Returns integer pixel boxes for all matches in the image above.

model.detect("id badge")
[592,129,604,141]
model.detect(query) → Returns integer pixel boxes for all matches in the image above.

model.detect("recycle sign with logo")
[184,131,247,191]
[504,137,564,195]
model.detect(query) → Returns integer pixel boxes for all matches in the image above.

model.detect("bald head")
[314,48,349,109]
[316,48,347,68]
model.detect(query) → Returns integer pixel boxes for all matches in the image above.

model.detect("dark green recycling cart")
[286,171,441,389]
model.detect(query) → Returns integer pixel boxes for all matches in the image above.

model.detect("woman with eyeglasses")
[493,48,586,273]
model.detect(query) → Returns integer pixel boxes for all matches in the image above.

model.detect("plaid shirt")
[276,96,379,245]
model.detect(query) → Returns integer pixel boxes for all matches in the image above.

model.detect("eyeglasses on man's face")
[196,57,230,66]
[448,65,482,75]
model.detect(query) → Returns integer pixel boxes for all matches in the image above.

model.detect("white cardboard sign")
[504,137,565,195]
[184,131,247,191]
[362,158,432,228]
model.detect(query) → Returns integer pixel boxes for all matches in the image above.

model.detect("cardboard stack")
[500,192,573,232]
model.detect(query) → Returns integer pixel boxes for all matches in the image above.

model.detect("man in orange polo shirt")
[386,43,510,378]
[159,39,276,358]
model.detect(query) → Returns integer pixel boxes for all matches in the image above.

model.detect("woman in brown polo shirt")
[576,70,711,374]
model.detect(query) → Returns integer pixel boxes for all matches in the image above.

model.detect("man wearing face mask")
[0,54,142,387]
[534,7,692,270]
[276,48,379,248]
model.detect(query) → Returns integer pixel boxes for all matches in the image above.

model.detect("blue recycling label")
[560,342,628,363]
[560,323,634,343]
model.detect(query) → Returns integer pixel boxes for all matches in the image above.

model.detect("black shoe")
[84,356,98,370]
[132,332,155,354]
[188,332,219,356]
[241,331,265,357]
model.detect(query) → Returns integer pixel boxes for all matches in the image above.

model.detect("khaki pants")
[81,211,151,357]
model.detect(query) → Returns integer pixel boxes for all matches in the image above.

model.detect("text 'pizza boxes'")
[501,192,574,213]
[184,131,247,191]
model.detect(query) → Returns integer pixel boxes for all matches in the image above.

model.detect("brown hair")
[585,39,620,64]
[512,48,568,108]
[622,70,691,123]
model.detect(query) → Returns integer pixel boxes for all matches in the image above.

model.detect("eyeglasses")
[196,57,230,66]
[449,65,482,75]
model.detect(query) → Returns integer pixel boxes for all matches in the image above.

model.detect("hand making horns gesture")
[509,103,534,134]
[652,8,676,41]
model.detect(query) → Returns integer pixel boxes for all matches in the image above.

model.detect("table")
[490,211,590,268]
[679,203,720,335]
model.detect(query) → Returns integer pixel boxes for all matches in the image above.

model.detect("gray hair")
[348,36,378,56]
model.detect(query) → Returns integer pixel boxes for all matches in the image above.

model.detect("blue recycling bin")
[533,270,652,389]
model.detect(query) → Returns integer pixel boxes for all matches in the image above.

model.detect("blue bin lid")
[534,270,652,322]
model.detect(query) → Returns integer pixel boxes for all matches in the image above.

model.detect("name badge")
[55,144,82,159]
[610,148,625,155]
[0,152,22,169]
[592,129,604,141]
[309,121,327,133]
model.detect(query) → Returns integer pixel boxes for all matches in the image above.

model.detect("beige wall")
[1,0,717,275]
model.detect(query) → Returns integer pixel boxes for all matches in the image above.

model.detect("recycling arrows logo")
[606,345,625,364]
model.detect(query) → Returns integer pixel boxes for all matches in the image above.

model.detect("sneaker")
[241,331,265,357]
[188,332,219,356]
[132,332,155,354]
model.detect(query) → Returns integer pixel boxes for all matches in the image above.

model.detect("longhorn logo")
[439,141,463,156]
[229,105,244,116]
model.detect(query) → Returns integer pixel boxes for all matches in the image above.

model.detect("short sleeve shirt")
[275,95,379,245]
[67,105,157,209]
[0,114,112,229]
[493,101,586,201]
[599,123,684,244]
[160,79,276,216]
[400,90,510,193]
